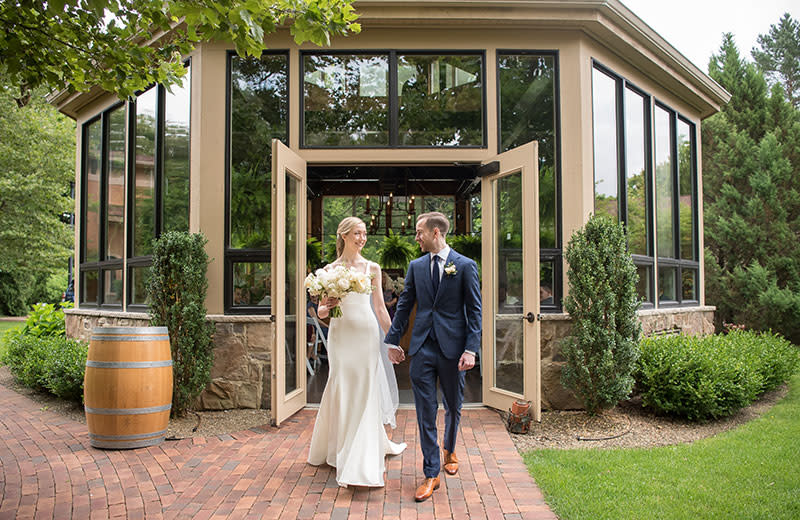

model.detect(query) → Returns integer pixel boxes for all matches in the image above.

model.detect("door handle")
[523,312,536,323]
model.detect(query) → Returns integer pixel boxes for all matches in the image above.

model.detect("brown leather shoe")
[414,477,440,502]
[443,449,459,475]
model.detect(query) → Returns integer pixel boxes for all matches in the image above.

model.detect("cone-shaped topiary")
[560,215,642,415]
[148,231,215,417]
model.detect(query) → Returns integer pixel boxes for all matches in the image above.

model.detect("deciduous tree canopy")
[0,0,360,106]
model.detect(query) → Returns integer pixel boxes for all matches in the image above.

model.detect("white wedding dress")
[307,266,406,487]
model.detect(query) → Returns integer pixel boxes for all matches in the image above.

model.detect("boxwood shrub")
[636,330,799,421]
[2,335,88,402]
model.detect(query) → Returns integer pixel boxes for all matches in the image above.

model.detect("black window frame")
[79,103,126,310]
[299,49,487,149]
[591,60,700,309]
[224,50,290,315]
[126,58,193,312]
[496,49,563,313]
[655,104,700,307]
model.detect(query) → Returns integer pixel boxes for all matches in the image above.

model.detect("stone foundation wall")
[67,306,714,412]
[540,306,716,410]
[65,310,273,411]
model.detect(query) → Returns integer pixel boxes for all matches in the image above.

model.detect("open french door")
[271,140,307,426]
[480,141,541,421]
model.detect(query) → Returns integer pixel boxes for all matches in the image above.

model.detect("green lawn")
[0,320,24,360]
[524,371,800,520]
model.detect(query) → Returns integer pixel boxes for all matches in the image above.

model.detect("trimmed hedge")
[636,330,799,421]
[2,334,88,401]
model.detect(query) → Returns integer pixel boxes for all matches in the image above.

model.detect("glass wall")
[302,51,484,148]
[80,103,127,308]
[127,63,192,307]
[590,61,699,307]
[498,52,560,310]
[227,52,288,312]
[79,62,191,308]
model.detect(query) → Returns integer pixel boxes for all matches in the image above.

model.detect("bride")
[307,216,407,487]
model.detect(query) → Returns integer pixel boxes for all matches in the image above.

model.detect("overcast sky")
[619,0,799,72]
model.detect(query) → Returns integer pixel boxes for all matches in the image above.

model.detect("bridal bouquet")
[304,265,373,318]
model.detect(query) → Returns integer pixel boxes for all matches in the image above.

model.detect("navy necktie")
[431,255,440,295]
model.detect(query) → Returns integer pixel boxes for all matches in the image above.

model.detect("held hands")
[387,345,405,364]
[458,351,475,371]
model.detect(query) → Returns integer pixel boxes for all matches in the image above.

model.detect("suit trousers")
[410,334,466,478]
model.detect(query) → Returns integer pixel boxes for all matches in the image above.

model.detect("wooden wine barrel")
[84,326,173,449]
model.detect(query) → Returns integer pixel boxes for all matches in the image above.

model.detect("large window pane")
[106,107,126,260]
[625,88,649,256]
[655,106,674,258]
[230,54,287,249]
[592,69,619,220]
[84,120,102,263]
[304,54,389,146]
[592,68,619,220]
[677,119,695,261]
[398,54,482,146]
[498,53,557,249]
[133,87,157,257]
[163,65,191,233]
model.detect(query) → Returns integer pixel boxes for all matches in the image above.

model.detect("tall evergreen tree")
[703,29,800,344]
[752,13,800,109]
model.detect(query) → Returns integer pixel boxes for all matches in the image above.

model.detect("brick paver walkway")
[0,384,556,519]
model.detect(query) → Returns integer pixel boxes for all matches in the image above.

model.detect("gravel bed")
[0,365,785,450]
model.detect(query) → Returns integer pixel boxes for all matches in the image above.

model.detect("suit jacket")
[385,249,482,359]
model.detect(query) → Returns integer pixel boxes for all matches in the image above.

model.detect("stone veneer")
[66,306,714,412]
[64,309,273,411]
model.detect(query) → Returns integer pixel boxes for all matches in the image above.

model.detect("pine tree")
[703,28,800,344]
[752,13,800,109]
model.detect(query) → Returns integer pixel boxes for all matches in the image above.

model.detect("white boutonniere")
[444,262,457,276]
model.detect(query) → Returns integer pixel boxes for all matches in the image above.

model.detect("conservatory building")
[52,0,728,424]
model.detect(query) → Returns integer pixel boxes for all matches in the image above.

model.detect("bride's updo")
[336,217,366,257]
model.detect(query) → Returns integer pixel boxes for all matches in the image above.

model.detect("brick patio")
[0,383,556,519]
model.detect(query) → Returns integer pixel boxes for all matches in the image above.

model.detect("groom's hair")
[417,211,450,236]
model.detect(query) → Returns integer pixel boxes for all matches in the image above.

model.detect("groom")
[385,211,482,502]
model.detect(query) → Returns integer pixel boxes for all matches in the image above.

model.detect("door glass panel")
[495,172,523,395]
[284,173,299,394]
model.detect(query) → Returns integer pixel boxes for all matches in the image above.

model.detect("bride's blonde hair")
[336,217,366,257]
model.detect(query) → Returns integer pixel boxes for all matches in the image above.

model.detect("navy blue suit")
[385,248,482,478]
